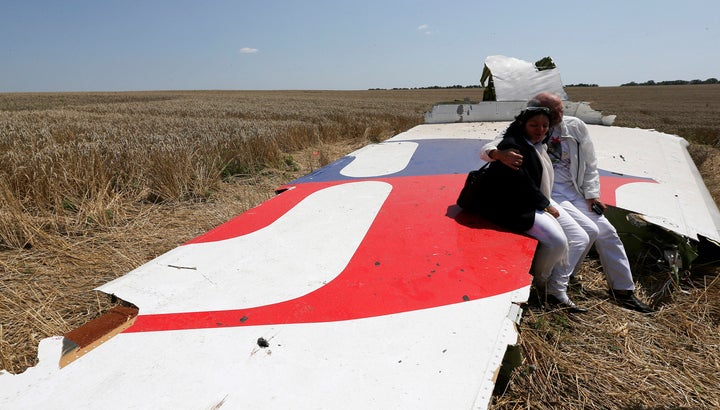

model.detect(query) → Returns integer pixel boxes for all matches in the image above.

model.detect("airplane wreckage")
[2,55,719,409]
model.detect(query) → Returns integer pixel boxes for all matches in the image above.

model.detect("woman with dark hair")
[476,107,587,312]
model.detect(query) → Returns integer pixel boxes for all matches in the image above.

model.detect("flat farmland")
[1,86,719,409]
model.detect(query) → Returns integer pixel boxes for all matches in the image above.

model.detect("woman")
[477,107,585,312]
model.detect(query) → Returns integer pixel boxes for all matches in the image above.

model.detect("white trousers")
[554,203,595,277]
[552,183,635,290]
[524,209,576,301]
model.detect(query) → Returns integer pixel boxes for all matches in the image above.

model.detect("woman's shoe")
[546,294,588,313]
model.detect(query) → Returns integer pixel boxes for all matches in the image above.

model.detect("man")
[480,92,653,314]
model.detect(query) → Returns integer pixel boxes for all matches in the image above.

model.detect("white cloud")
[239,47,259,54]
[417,24,431,35]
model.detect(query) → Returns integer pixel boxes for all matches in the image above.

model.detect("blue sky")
[1,0,718,92]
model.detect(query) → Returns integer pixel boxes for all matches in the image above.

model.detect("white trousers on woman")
[525,203,593,301]
[552,183,635,290]
[524,209,569,301]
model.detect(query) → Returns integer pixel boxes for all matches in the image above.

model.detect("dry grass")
[0,90,446,250]
[492,263,720,409]
[1,86,720,409]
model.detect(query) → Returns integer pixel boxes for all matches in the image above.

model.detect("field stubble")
[1,86,719,409]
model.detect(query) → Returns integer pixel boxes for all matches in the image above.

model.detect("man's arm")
[479,134,502,162]
[573,120,601,200]
[480,134,524,171]
[566,117,604,212]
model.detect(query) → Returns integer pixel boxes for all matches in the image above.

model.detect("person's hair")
[527,92,560,109]
[502,107,552,139]
[516,106,551,122]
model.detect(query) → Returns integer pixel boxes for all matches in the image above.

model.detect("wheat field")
[1,86,719,409]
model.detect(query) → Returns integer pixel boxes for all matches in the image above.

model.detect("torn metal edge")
[473,286,529,409]
[60,304,138,368]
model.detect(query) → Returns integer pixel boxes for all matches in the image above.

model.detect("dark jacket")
[477,130,551,232]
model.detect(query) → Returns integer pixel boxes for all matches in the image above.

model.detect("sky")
[1,0,718,92]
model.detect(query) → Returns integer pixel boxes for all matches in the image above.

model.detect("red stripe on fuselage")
[126,174,536,333]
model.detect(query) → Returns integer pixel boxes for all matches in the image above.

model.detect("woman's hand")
[544,205,560,218]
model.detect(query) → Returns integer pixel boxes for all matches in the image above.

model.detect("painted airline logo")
[118,139,655,333]
[597,170,657,207]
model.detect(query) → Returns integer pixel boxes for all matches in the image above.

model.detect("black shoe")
[546,294,588,313]
[610,289,655,314]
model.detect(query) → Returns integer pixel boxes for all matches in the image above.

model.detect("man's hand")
[489,148,523,171]
[586,198,606,215]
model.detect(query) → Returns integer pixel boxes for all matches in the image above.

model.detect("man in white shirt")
[480,92,653,314]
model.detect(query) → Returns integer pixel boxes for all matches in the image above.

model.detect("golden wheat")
[0,90,469,251]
